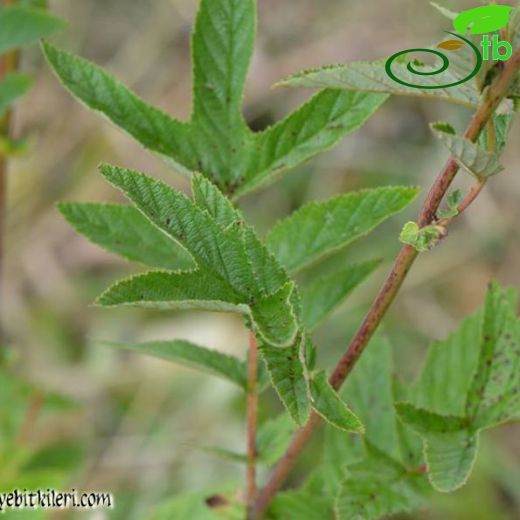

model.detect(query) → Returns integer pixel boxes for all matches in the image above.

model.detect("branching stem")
[250,46,520,519]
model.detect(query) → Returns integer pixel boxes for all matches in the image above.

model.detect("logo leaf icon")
[437,40,466,51]
[453,5,512,35]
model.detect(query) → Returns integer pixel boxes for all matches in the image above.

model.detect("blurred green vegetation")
[1,0,519,518]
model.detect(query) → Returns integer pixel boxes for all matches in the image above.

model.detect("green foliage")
[104,340,248,389]
[399,221,446,252]
[0,5,64,54]
[301,259,381,330]
[58,202,194,270]
[397,283,520,492]
[266,187,419,273]
[46,0,520,516]
[0,73,31,117]
[431,122,503,179]
[309,371,363,433]
[42,0,386,199]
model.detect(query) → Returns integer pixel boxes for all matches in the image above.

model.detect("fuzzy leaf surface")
[398,283,520,492]
[58,202,194,270]
[43,0,387,198]
[267,186,419,273]
[309,370,364,433]
[431,122,503,179]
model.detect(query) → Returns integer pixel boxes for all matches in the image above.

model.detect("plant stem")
[0,0,19,325]
[246,330,258,514]
[251,47,520,519]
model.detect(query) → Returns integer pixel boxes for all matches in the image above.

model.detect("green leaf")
[400,283,520,492]
[478,112,515,155]
[267,186,419,273]
[239,90,388,197]
[0,6,64,54]
[97,270,244,312]
[399,221,445,252]
[342,335,400,457]
[42,42,195,174]
[301,259,380,330]
[431,122,503,179]
[335,442,429,520]
[58,202,194,270]
[190,0,255,188]
[103,340,247,389]
[465,284,520,429]
[0,73,32,117]
[97,164,300,347]
[279,56,481,108]
[43,0,386,198]
[192,174,242,228]
[309,370,363,433]
[395,404,477,493]
[250,282,299,347]
[256,414,296,466]
[260,338,311,425]
[269,488,333,520]
[413,311,482,416]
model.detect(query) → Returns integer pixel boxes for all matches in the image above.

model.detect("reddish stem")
[251,46,520,519]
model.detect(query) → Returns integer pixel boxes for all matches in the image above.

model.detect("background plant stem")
[0,0,19,333]
[246,330,258,514]
[251,47,520,519]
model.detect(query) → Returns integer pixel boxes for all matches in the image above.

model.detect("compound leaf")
[44,0,386,198]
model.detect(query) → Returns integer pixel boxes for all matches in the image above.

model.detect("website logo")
[385,5,513,89]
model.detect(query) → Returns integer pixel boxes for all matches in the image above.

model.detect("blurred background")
[2,0,520,518]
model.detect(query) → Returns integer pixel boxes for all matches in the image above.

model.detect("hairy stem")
[251,47,520,519]
[246,330,258,514]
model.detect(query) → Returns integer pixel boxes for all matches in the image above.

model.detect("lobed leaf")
[42,42,195,175]
[104,340,247,389]
[395,404,477,493]
[58,202,194,270]
[431,122,503,179]
[260,338,311,425]
[309,371,364,433]
[0,73,32,117]
[335,443,429,520]
[0,6,64,54]
[44,0,387,198]
[301,259,380,330]
[238,90,388,197]
[400,283,520,492]
[279,59,480,108]
[267,186,419,273]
